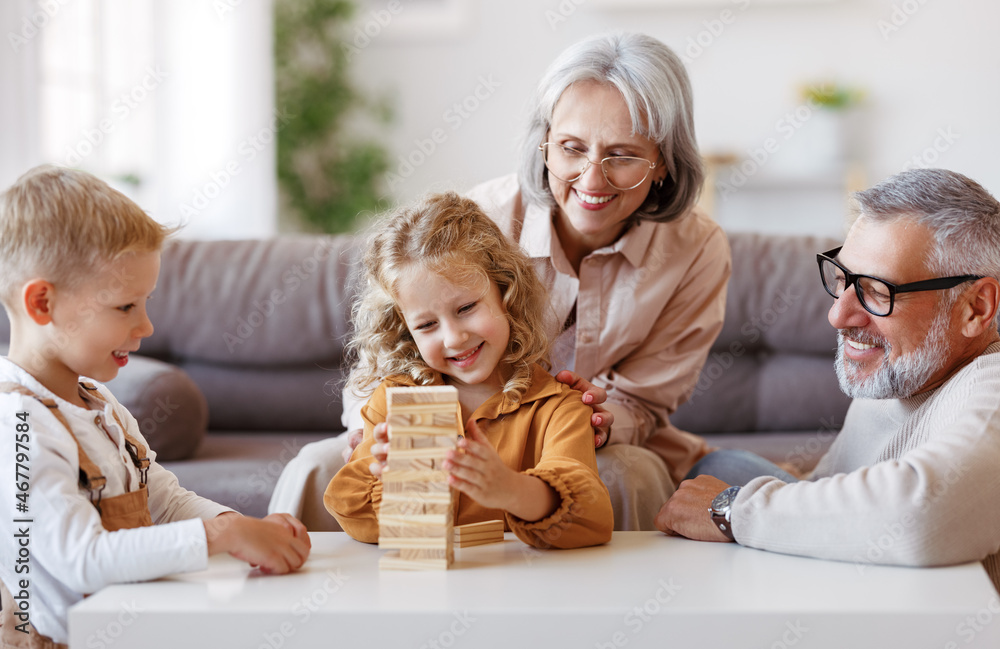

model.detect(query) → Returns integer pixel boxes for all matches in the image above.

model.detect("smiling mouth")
[846,339,877,350]
[574,189,614,205]
[449,343,483,362]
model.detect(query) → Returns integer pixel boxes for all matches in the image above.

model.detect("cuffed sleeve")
[325,384,388,543]
[504,386,613,549]
[733,389,1000,568]
[508,465,613,549]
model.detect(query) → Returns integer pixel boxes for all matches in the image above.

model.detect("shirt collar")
[473,364,563,420]
[389,364,562,422]
[520,201,656,271]
[0,356,105,414]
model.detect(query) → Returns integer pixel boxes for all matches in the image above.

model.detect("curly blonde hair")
[346,192,551,403]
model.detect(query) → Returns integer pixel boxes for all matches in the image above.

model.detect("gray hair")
[853,168,1000,278]
[517,32,703,224]
[853,168,1000,321]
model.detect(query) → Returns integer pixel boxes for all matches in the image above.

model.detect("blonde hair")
[347,192,551,404]
[0,165,173,308]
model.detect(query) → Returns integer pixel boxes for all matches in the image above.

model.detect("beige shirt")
[466,174,732,483]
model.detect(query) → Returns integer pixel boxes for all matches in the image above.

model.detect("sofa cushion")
[141,237,360,366]
[672,232,853,434]
[105,354,208,460]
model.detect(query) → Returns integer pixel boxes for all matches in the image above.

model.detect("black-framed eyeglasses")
[816,246,983,317]
[538,142,660,191]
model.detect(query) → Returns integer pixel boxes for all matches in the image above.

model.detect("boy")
[0,166,310,647]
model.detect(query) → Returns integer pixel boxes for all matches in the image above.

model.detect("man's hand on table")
[655,475,734,543]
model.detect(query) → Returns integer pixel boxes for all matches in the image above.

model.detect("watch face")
[712,486,739,512]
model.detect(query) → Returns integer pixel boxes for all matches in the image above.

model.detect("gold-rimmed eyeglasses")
[538,142,660,191]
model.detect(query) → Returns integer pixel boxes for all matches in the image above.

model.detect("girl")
[325,192,613,549]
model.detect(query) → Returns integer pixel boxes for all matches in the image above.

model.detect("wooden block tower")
[378,385,461,570]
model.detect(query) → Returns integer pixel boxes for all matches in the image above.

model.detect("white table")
[69,532,1000,649]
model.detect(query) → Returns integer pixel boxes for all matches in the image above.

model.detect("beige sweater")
[733,342,1000,590]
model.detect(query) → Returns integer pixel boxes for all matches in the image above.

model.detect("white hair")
[517,32,703,224]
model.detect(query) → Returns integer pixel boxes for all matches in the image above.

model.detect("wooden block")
[382,479,450,495]
[388,411,460,430]
[400,547,452,561]
[385,446,451,473]
[379,551,450,571]
[386,457,447,472]
[387,387,462,439]
[379,495,452,517]
[378,537,450,550]
[389,447,452,460]
[454,520,504,547]
[454,520,504,535]
[381,491,452,505]
[388,385,459,404]
[389,435,458,450]
[380,513,450,525]
[380,386,460,571]
[452,536,500,548]
[381,468,449,483]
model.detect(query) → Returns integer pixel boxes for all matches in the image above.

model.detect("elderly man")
[656,168,1000,590]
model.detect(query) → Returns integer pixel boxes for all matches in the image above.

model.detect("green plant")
[799,82,866,110]
[274,0,391,233]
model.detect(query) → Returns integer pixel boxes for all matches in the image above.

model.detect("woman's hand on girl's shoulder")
[554,370,614,448]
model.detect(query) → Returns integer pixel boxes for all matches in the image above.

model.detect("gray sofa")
[0,231,851,518]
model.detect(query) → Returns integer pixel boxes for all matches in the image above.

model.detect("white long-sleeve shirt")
[0,357,231,643]
[733,342,1000,590]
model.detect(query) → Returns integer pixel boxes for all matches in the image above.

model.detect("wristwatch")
[709,485,741,541]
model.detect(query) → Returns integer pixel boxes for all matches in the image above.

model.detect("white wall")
[348,0,1000,238]
[153,0,277,238]
[0,0,277,239]
[0,0,42,190]
[4,0,996,239]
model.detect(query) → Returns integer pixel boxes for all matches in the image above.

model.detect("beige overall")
[1,383,153,649]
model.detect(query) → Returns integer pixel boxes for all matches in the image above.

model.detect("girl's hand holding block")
[443,419,559,523]
[368,421,389,478]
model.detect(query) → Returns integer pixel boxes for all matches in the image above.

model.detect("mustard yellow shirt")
[326,364,614,549]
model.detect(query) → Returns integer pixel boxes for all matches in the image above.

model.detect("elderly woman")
[270,32,731,531]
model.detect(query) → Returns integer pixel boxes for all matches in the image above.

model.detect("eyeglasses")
[538,142,660,191]
[816,246,983,317]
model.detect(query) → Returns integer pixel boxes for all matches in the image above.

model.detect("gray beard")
[835,309,952,400]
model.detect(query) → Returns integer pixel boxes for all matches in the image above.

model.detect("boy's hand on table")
[554,370,613,449]
[205,512,311,574]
